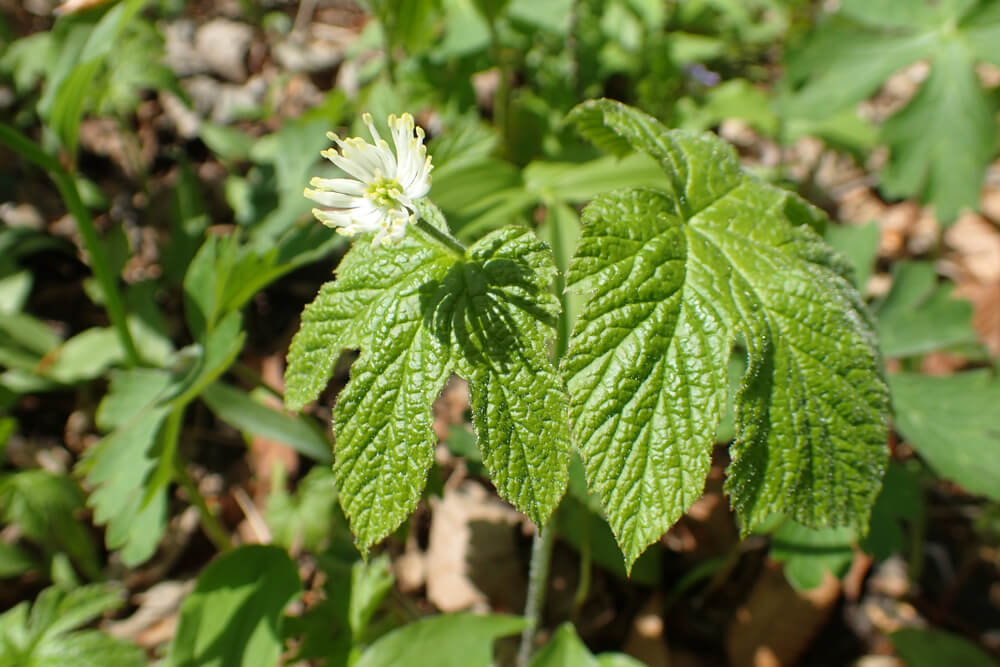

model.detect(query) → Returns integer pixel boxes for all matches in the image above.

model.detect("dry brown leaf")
[945,213,1000,284]
[944,213,1000,355]
[982,186,1000,223]
[838,186,887,227]
[393,542,427,594]
[104,579,194,651]
[425,481,524,613]
[726,562,841,667]
[53,0,114,14]
[878,202,922,259]
[433,375,470,442]
[855,657,904,667]
[78,118,149,179]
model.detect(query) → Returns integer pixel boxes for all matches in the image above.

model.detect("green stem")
[411,215,466,259]
[0,123,140,366]
[487,19,511,158]
[54,172,141,366]
[175,458,234,553]
[518,520,556,667]
[572,512,591,616]
[545,200,572,361]
[517,198,576,662]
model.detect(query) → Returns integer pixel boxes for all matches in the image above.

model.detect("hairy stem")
[517,199,576,662]
[411,210,467,259]
[518,519,556,666]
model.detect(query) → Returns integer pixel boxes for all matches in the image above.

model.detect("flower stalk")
[411,217,466,259]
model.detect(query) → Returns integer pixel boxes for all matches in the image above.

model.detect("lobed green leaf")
[286,225,569,551]
[442,228,570,528]
[332,289,453,551]
[880,39,996,223]
[784,2,1000,222]
[566,99,889,571]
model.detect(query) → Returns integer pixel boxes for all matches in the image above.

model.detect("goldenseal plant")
[285,101,890,575]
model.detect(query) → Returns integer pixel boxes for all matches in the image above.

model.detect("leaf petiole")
[410,212,467,259]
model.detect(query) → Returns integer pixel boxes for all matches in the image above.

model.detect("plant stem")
[54,172,141,366]
[0,123,140,367]
[487,19,511,159]
[516,197,577,662]
[518,520,556,666]
[572,513,591,616]
[175,460,234,553]
[411,215,466,259]
[545,200,573,361]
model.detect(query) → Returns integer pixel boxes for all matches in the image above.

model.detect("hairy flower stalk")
[304,112,433,246]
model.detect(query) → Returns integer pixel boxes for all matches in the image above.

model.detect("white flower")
[304,112,433,246]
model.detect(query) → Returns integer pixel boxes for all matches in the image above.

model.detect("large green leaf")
[168,545,301,667]
[879,40,996,223]
[890,371,1000,501]
[565,100,889,570]
[784,1,1000,222]
[286,225,569,550]
[331,284,453,551]
[840,0,978,28]
[354,614,528,667]
[784,23,933,120]
[284,236,449,411]
[443,228,569,528]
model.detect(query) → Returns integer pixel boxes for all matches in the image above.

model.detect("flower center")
[365,177,404,209]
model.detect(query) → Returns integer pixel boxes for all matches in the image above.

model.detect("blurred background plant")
[0,0,998,665]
